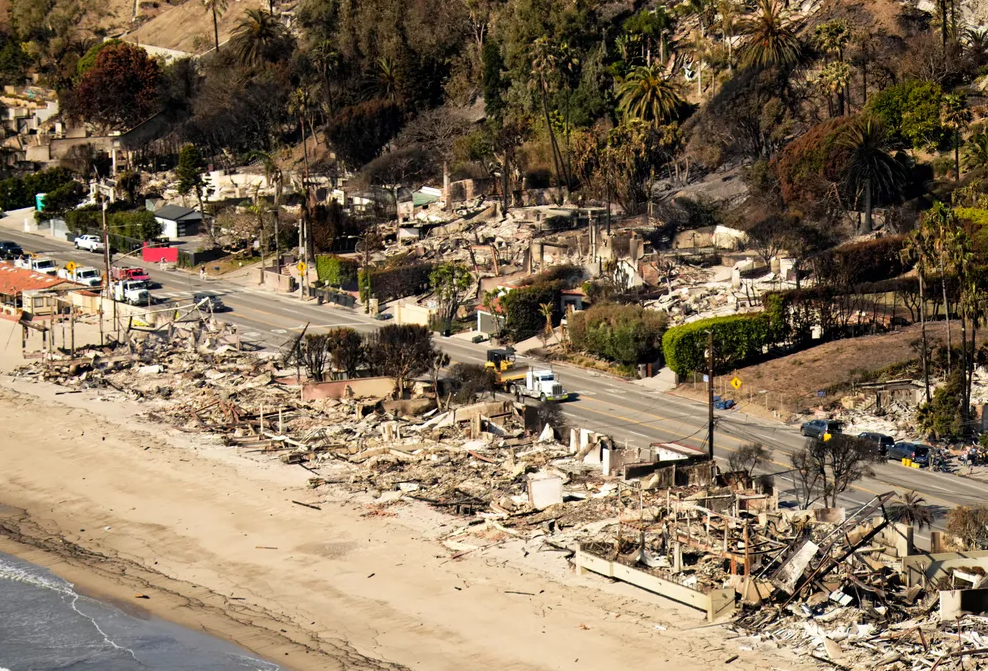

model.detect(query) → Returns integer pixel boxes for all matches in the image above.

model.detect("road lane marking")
[574,400,959,508]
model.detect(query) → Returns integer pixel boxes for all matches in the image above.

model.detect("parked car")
[74,234,105,253]
[799,419,843,440]
[858,432,895,457]
[193,292,226,312]
[887,441,932,467]
[0,241,23,260]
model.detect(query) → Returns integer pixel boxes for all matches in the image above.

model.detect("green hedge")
[65,207,161,241]
[662,313,771,376]
[569,303,668,366]
[501,280,561,342]
[367,262,434,302]
[0,167,77,211]
[316,255,358,287]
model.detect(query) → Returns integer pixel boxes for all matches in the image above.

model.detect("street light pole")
[707,329,714,462]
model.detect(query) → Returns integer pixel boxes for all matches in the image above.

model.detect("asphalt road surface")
[4,224,985,545]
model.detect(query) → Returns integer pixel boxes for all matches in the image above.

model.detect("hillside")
[126,0,266,55]
[693,321,988,416]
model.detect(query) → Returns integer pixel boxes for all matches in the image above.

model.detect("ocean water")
[0,550,282,671]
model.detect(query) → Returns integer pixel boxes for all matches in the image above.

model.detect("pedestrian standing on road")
[199,265,206,281]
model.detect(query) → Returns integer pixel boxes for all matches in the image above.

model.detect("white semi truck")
[485,349,568,402]
[112,280,150,305]
[58,266,102,287]
[15,256,58,275]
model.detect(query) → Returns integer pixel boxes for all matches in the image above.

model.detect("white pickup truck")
[74,234,105,253]
[15,256,58,275]
[112,280,150,305]
[58,266,102,287]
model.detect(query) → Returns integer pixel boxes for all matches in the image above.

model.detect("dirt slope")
[126,0,266,55]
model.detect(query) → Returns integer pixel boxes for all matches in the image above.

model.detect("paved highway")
[4,223,985,543]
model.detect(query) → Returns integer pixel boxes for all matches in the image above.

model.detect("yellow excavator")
[485,348,516,372]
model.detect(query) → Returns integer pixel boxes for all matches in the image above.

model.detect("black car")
[858,432,895,457]
[800,419,843,440]
[0,241,23,260]
[887,441,931,466]
[193,293,226,312]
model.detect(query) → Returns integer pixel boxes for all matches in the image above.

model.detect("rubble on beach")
[14,321,988,671]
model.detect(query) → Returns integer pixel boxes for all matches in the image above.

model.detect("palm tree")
[718,0,740,71]
[964,27,988,64]
[248,150,283,207]
[689,30,715,98]
[813,18,851,62]
[203,0,229,53]
[963,129,988,173]
[616,65,684,127]
[838,115,906,233]
[530,36,573,199]
[924,202,957,371]
[817,61,851,117]
[902,227,936,402]
[738,0,802,69]
[539,302,554,346]
[372,56,401,103]
[942,94,971,183]
[248,150,283,271]
[311,39,341,110]
[623,8,673,65]
[230,9,289,67]
[685,0,714,38]
[813,19,852,113]
[887,491,935,529]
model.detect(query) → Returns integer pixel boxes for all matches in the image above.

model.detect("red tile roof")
[0,262,79,296]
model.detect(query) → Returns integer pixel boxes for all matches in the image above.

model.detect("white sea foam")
[0,555,72,594]
[0,555,140,660]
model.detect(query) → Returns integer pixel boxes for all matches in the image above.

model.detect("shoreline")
[0,370,813,671]
[0,524,316,671]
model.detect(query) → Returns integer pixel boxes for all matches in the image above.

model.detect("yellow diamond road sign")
[297,261,307,274]
[65,261,76,273]
[730,376,742,390]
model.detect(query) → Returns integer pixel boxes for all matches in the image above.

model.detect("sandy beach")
[0,320,813,671]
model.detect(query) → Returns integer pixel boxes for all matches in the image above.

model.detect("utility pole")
[298,211,306,299]
[272,208,280,272]
[99,192,116,341]
[363,226,371,314]
[256,186,265,286]
[298,105,313,303]
[707,329,715,461]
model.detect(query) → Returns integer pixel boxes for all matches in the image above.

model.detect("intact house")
[153,205,204,240]
[0,262,81,316]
